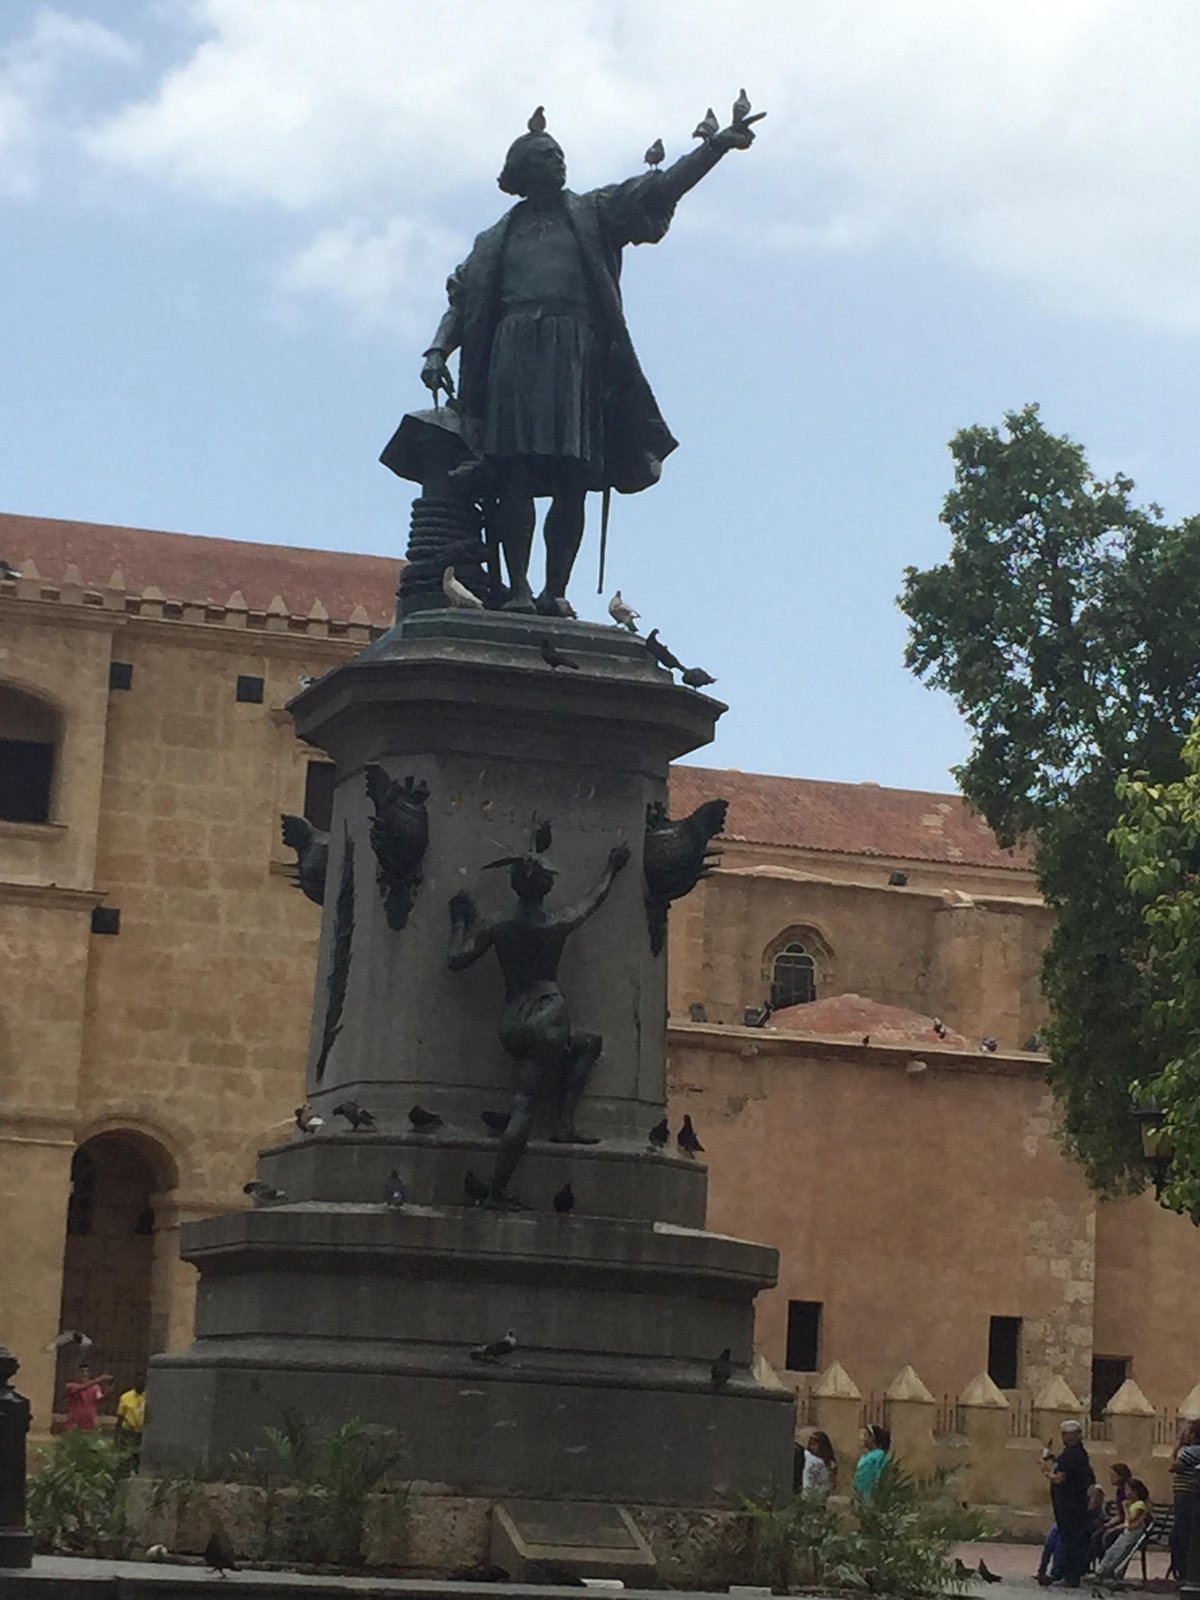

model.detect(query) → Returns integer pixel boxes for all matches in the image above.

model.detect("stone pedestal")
[142,613,794,1507]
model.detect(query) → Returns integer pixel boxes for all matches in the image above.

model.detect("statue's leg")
[550,1030,602,1144]
[494,463,537,613]
[488,1073,539,1204]
[537,479,587,613]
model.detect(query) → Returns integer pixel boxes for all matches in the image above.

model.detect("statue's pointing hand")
[715,86,765,151]
[608,841,632,874]
[421,349,455,403]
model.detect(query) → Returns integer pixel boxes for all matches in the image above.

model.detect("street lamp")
[1130,1106,1199,1600]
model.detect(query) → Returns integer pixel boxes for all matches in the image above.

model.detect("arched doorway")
[54,1131,174,1414]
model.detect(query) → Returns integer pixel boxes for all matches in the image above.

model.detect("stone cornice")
[0,879,103,910]
[667,1019,1049,1077]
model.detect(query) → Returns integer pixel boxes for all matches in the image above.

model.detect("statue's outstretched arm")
[447,890,493,970]
[559,842,631,932]
[658,120,758,209]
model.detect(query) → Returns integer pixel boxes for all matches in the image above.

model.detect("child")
[1094,1478,1151,1582]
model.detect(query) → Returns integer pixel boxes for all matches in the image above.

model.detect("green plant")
[27,1430,136,1557]
[853,1463,985,1597]
[737,1491,861,1592]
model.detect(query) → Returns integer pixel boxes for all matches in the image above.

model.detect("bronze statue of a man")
[421,99,761,614]
[447,825,630,1204]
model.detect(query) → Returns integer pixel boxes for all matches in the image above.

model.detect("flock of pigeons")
[439,571,717,689]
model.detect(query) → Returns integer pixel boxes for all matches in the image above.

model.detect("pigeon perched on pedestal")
[243,1180,285,1203]
[471,1329,517,1362]
[333,1100,375,1131]
[710,1348,733,1390]
[553,1180,575,1215]
[677,1115,704,1157]
[607,591,639,632]
[444,567,484,609]
[648,1116,669,1150]
[384,1169,406,1209]
[408,1104,443,1132]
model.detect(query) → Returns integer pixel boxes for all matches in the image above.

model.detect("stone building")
[1,509,1196,1443]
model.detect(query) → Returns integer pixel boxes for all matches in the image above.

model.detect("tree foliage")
[901,404,1200,1194]
[1112,728,1200,1220]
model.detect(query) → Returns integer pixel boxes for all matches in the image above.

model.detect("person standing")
[115,1374,146,1461]
[800,1429,838,1502]
[1169,1420,1200,1581]
[853,1424,892,1501]
[63,1364,112,1432]
[1048,1419,1095,1587]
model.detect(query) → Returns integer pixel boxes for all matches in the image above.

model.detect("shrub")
[27,1431,136,1557]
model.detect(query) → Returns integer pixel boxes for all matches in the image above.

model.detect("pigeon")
[648,1116,669,1150]
[681,666,716,688]
[888,869,909,886]
[451,1562,511,1583]
[481,1110,511,1136]
[464,1169,490,1206]
[294,1103,324,1134]
[677,1114,704,1156]
[980,1037,998,1053]
[205,1528,238,1576]
[644,138,664,169]
[553,1180,575,1215]
[645,628,684,672]
[45,1329,93,1355]
[1023,1032,1046,1052]
[932,1018,947,1040]
[297,674,316,690]
[471,1328,517,1362]
[528,106,547,133]
[953,1558,973,1579]
[607,591,639,632]
[710,1347,734,1390]
[333,1099,375,1131]
[692,107,719,141]
[444,566,484,609]
[862,1035,871,1046]
[541,638,579,671]
[978,1559,1002,1583]
[409,1104,443,1132]
[732,88,752,126]
[146,1544,170,1561]
[384,1168,407,1209]
[243,1180,286,1202]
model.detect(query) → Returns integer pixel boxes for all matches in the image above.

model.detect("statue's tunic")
[445,172,681,496]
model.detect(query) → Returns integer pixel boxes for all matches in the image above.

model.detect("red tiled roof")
[670,765,1030,871]
[0,512,399,627]
[768,994,970,1048]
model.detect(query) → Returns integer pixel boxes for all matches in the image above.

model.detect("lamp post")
[1130,1107,1199,1599]
[0,1346,33,1570]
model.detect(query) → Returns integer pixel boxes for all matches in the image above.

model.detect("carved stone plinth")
[142,613,794,1506]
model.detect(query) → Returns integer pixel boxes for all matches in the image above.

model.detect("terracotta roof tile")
[669,765,1029,871]
[768,994,970,1047]
[0,512,398,627]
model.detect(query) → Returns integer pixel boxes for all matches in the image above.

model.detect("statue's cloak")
[447,172,681,495]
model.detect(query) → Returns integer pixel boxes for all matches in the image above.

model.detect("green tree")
[1111,727,1200,1219]
[901,403,1200,1193]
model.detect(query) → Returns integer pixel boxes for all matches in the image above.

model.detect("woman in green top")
[1094,1479,1150,1581]
[854,1424,892,1500]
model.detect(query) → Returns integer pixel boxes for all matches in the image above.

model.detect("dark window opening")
[1091,1356,1130,1421]
[67,1149,97,1237]
[987,1315,1022,1390]
[91,907,121,936]
[236,674,264,704]
[771,943,817,1009]
[786,1299,822,1372]
[108,662,134,691]
[304,761,335,833]
[0,738,54,823]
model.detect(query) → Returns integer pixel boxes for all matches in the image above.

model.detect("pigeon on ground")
[978,1559,1002,1583]
[541,638,579,671]
[408,1104,443,1132]
[644,138,664,168]
[146,1544,170,1561]
[648,1116,669,1150]
[243,1180,285,1202]
[471,1329,517,1362]
[451,1563,511,1583]
[677,1114,704,1156]
[953,1557,973,1579]
[384,1169,406,1209]
[333,1099,375,1130]
[481,1110,511,1136]
[862,1035,871,1046]
[681,666,716,688]
[710,1347,734,1390]
[607,591,639,632]
[45,1329,93,1355]
[932,1018,947,1040]
[294,1103,324,1134]
[645,628,684,672]
[528,106,546,133]
[204,1528,238,1576]
[980,1037,998,1053]
[443,566,484,609]
[464,1169,490,1206]
[692,107,719,141]
[553,1180,575,1215]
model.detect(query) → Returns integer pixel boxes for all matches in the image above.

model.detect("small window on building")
[236,674,264,704]
[304,762,335,833]
[1090,1356,1130,1421]
[786,1299,822,1372]
[987,1315,1022,1390]
[771,943,817,1009]
[0,739,54,823]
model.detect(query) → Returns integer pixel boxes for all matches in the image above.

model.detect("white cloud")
[82,0,1200,331]
[0,8,134,196]
[277,215,464,333]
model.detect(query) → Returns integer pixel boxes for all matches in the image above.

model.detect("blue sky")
[4,0,1200,791]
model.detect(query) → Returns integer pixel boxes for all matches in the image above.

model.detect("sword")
[597,485,611,594]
